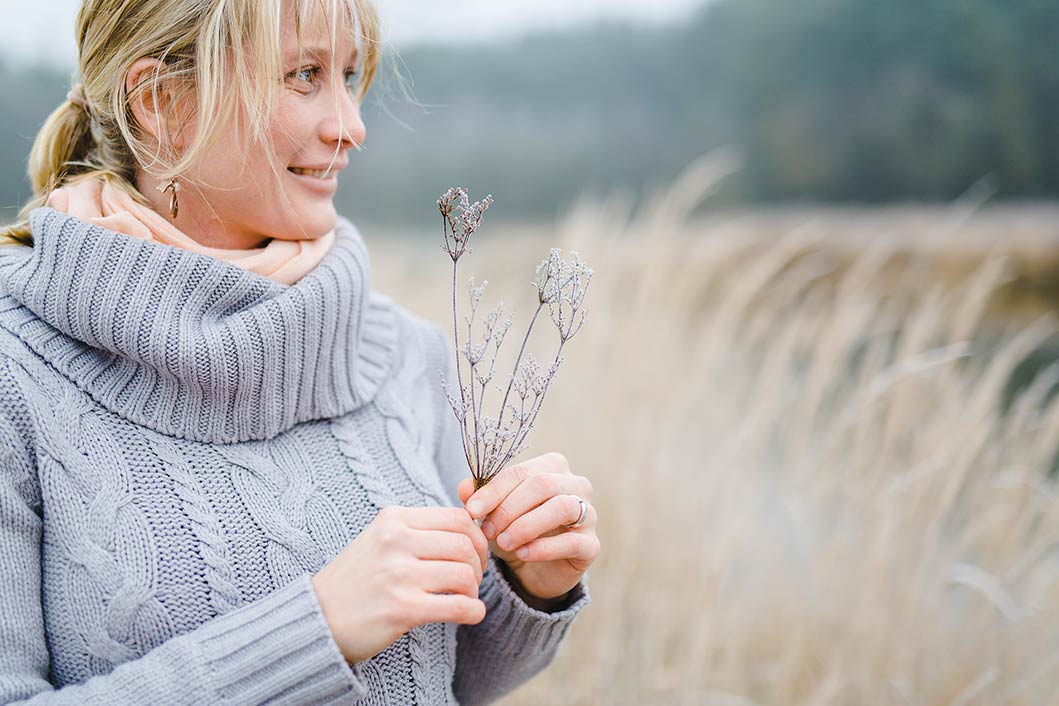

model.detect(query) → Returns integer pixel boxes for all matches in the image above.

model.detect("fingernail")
[466,500,483,517]
[481,521,495,539]
[497,532,510,549]
[516,548,529,560]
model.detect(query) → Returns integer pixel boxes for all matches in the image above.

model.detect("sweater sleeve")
[425,324,591,706]
[0,372,371,706]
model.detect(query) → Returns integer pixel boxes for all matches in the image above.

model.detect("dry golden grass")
[369,155,1059,706]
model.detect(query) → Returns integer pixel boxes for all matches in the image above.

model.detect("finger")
[512,530,601,566]
[399,506,480,533]
[397,507,488,570]
[465,452,575,519]
[415,560,481,599]
[457,477,474,505]
[494,495,596,552]
[410,529,486,579]
[410,593,486,627]
[464,460,535,520]
[481,472,580,540]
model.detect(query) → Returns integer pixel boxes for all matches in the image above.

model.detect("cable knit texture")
[0,207,589,706]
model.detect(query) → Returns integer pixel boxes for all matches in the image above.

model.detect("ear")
[126,57,190,151]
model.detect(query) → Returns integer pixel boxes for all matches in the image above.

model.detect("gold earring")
[158,178,180,219]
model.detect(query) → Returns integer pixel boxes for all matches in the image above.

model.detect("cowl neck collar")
[0,207,398,443]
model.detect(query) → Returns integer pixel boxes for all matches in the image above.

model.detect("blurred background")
[2,0,1057,227]
[3,1,1059,704]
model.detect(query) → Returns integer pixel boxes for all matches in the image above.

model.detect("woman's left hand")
[457,452,599,603]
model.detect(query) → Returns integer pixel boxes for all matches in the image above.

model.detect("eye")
[286,65,320,87]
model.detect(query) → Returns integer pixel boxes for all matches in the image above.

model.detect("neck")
[134,171,271,250]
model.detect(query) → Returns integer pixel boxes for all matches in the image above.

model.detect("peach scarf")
[45,178,335,285]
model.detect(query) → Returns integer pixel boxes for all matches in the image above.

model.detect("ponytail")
[0,96,95,247]
[29,98,95,195]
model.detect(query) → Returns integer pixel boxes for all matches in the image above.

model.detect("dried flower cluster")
[437,187,593,490]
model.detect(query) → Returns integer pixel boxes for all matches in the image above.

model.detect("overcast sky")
[0,0,705,70]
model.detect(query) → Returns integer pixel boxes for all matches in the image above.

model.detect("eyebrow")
[289,45,360,65]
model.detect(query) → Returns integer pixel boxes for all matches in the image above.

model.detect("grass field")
[369,156,1059,706]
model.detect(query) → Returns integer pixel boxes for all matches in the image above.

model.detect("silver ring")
[563,494,588,529]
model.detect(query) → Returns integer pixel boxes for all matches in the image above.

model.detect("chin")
[270,207,337,241]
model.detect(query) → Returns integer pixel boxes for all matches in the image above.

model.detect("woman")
[0,0,599,703]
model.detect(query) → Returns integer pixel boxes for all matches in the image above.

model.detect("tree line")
[1,0,1055,227]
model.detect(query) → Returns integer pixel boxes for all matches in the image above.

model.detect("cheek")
[269,103,310,154]
[192,143,250,186]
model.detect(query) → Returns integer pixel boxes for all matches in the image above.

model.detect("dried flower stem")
[493,304,543,445]
[450,257,473,470]
[437,187,592,490]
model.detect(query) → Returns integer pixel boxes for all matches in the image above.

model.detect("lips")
[287,160,349,180]
[288,166,336,179]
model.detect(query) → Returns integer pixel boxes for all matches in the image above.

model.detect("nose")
[322,84,366,151]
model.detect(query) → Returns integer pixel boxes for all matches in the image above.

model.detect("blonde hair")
[1,0,381,246]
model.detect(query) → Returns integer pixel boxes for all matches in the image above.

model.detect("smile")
[288,167,336,179]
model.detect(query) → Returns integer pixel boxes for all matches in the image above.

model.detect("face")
[158,3,365,249]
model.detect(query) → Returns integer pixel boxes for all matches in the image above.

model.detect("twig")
[437,188,593,489]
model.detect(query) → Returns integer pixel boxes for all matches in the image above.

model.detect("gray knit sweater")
[0,207,589,706]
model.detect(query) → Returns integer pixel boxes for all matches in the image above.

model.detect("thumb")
[457,477,474,506]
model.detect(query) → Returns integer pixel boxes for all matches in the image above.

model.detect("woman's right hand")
[311,505,489,664]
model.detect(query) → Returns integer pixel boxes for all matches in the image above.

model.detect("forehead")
[282,0,360,59]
